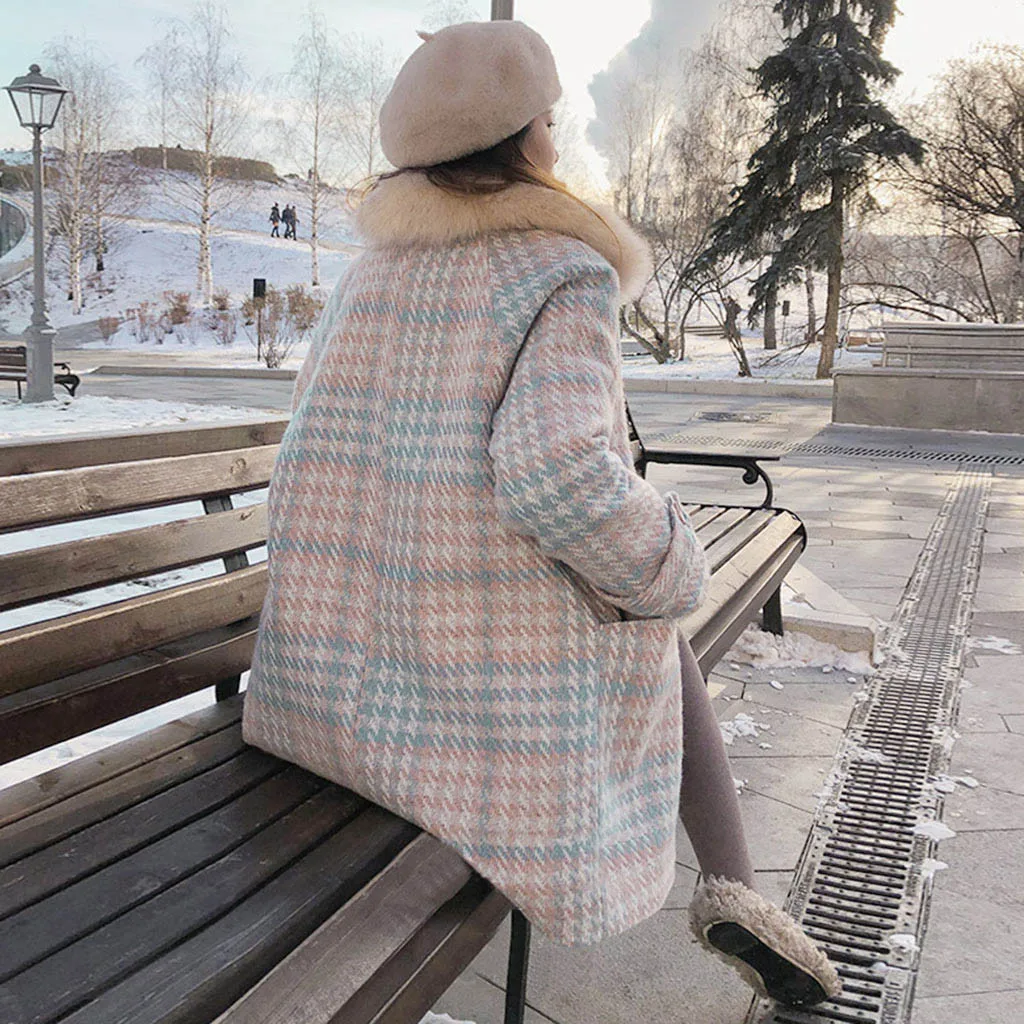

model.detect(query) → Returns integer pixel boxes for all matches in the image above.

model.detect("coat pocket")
[589,615,682,873]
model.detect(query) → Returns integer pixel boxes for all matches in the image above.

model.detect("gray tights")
[677,637,756,890]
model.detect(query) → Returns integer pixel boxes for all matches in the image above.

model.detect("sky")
[2,0,1023,178]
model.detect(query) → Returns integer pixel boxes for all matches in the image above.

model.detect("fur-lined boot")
[689,876,842,1007]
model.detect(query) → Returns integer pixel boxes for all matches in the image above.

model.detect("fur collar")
[353,172,652,300]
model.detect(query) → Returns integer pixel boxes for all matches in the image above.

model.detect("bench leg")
[503,909,531,1024]
[762,587,784,636]
[216,677,241,701]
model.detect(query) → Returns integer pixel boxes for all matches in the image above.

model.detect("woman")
[243,19,840,1008]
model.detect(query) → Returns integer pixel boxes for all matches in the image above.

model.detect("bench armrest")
[639,448,778,508]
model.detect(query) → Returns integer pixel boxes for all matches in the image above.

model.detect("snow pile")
[720,712,771,745]
[0,395,279,440]
[729,624,874,674]
[419,1015,475,1024]
[929,773,979,793]
[886,933,919,955]
[921,858,948,880]
[968,635,1023,655]
[848,743,894,765]
[912,821,957,842]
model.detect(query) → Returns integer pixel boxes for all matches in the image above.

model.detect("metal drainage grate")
[697,411,773,423]
[746,468,991,1024]
[650,431,1024,466]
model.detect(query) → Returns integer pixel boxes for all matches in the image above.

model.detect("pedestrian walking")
[269,202,281,237]
[242,20,840,1009]
[289,205,300,240]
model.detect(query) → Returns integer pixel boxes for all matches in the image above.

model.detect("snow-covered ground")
[620,334,880,381]
[0,172,358,335]
[0,393,280,440]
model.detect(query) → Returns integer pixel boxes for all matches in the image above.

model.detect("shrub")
[97,316,120,343]
[214,310,238,346]
[162,291,191,326]
[212,289,231,311]
[130,302,161,344]
[285,284,324,333]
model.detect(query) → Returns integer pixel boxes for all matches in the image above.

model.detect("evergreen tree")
[702,0,924,377]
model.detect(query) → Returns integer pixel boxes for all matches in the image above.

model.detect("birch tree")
[137,31,181,171]
[337,37,397,182]
[288,7,345,287]
[44,40,125,314]
[159,1,248,306]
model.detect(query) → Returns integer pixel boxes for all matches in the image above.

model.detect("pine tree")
[703,0,924,377]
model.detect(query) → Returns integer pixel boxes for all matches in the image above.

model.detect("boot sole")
[705,921,832,1007]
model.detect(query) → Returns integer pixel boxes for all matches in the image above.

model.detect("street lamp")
[4,64,68,402]
[491,0,514,19]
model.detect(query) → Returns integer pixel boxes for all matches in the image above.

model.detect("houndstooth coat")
[242,172,709,945]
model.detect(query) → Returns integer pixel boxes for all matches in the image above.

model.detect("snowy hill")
[0,164,360,338]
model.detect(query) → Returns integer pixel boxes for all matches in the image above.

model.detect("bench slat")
[52,808,419,1024]
[0,447,276,533]
[682,513,805,674]
[0,620,257,766]
[686,505,732,531]
[0,420,287,477]
[0,565,268,697]
[0,787,371,1023]
[211,833,474,1024]
[364,884,511,1024]
[0,504,267,613]
[693,506,753,547]
[0,747,288,919]
[0,698,243,830]
[0,725,248,868]
[0,765,327,976]
[706,509,777,573]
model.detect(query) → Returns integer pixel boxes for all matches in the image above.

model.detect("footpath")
[429,391,1024,1024]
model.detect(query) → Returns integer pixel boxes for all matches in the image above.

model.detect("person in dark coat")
[269,203,281,237]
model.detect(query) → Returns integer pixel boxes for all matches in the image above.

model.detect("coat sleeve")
[488,264,708,620]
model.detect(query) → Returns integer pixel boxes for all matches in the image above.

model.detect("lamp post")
[4,65,68,402]
[491,0,514,19]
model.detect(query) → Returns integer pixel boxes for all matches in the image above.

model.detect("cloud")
[587,0,722,158]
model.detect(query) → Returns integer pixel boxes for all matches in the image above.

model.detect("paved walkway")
[10,363,1021,1023]
[425,403,1023,1024]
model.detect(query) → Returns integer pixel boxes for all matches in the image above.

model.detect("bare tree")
[337,37,396,183]
[422,0,483,29]
[137,31,181,171]
[804,268,817,343]
[288,6,346,287]
[605,0,772,367]
[158,1,248,307]
[894,45,1024,322]
[44,39,126,314]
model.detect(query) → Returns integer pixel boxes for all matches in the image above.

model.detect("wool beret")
[379,20,562,169]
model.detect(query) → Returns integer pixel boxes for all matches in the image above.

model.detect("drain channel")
[651,431,1024,466]
[746,468,991,1024]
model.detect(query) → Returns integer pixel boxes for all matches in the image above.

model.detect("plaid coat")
[243,173,708,945]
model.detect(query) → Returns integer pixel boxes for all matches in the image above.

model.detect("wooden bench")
[0,344,80,399]
[0,414,806,1024]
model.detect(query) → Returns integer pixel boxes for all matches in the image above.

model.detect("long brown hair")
[355,122,620,260]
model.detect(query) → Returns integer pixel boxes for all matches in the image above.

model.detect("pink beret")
[380,20,562,169]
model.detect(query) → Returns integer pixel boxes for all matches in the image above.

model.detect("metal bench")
[0,414,805,1024]
[0,344,80,399]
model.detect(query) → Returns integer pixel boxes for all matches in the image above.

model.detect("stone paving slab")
[911,990,1024,1024]
[914,832,1024,1000]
